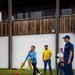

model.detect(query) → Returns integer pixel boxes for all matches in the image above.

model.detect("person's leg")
[32,63,36,75]
[56,63,60,75]
[44,60,47,74]
[48,60,52,74]
[35,63,40,73]
[66,63,74,75]
[64,62,67,75]
[64,62,74,75]
[60,68,64,75]
[57,69,59,75]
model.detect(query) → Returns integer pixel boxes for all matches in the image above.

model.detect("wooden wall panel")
[12,21,18,35]
[0,22,8,36]
[42,19,47,34]
[25,21,29,35]
[36,20,40,34]
[50,18,55,33]
[39,19,43,34]
[60,17,65,33]
[68,17,72,32]
[0,16,75,36]
[64,17,69,33]
[71,16,75,33]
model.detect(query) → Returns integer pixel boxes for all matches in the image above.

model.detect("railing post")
[8,0,12,69]
[55,0,60,68]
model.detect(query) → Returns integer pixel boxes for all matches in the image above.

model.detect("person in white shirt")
[56,48,64,75]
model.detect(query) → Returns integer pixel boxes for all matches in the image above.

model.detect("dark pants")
[64,62,74,75]
[57,63,64,75]
[44,60,52,74]
[32,63,40,75]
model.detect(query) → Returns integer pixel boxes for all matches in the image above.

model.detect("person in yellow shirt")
[42,45,53,74]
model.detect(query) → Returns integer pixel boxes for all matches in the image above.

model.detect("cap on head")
[44,45,48,47]
[62,35,70,39]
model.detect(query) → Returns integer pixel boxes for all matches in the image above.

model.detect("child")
[60,57,64,68]
[56,48,64,75]
[24,45,41,75]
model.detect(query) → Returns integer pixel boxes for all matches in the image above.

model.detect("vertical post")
[55,0,60,67]
[8,0,12,69]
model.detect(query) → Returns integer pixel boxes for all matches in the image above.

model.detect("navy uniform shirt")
[64,42,74,62]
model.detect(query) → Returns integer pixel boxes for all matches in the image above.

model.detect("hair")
[31,45,35,49]
[44,45,48,47]
[29,45,35,52]
[60,48,63,50]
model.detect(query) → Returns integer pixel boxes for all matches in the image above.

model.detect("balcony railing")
[0,15,75,36]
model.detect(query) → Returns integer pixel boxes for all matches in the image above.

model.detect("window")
[31,11,42,18]
[24,12,28,18]
[60,8,72,15]
[17,13,23,19]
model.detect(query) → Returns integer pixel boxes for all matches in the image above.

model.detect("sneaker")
[38,72,41,75]
[38,73,40,75]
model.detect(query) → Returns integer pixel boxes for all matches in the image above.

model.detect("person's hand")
[68,59,71,64]
[42,59,44,62]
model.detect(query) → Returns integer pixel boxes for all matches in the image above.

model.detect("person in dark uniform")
[62,35,74,75]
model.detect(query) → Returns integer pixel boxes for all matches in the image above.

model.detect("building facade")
[0,0,75,69]
[0,0,75,36]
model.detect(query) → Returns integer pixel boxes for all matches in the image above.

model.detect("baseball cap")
[62,35,70,39]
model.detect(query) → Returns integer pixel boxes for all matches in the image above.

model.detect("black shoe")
[50,73,53,74]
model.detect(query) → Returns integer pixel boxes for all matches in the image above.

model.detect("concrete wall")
[0,37,8,68]
[0,33,75,69]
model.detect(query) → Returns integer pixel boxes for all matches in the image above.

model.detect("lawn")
[0,69,75,75]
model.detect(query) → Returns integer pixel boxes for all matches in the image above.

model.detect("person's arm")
[56,53,60,58]
[50,54,52,59]
[24,52,29,63]
[42,52,44,61]
[56,56,59,58]
[68,44,74,64]
[50,50,52,59]
[68,51,73,64]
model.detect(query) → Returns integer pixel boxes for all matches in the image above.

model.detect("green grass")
[0,69,74,75]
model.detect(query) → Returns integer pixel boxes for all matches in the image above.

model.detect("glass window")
[17,13,23,19]
[60,8,72,15]
[31,11,42,18]
[24,12,29,18]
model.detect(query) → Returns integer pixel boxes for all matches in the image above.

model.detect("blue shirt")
[64,42,74,62]
[24,51,37,63]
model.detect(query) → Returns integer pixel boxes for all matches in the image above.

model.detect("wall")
[0,15,75,36]
[12,34,56,69]
[0,37,8,68]
[0,33,75,69]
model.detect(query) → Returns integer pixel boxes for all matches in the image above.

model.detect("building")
[0,0,75,69]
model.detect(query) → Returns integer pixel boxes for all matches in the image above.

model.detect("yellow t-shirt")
[43,49,52,60]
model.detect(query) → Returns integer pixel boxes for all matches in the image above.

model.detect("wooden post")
[8,0,12,69]
[55,0,60,68]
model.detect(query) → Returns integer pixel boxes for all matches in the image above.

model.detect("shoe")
[50,73,53,74]
[37,73,40,75]
[38,72,41,75]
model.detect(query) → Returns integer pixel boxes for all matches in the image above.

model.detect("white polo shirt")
[57,52,64,63]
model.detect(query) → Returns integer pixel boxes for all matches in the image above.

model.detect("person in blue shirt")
[63,35,74,75]
[24,45,40,75]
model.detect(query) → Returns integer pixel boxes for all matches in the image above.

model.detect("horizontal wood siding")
[0,16,75,36]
